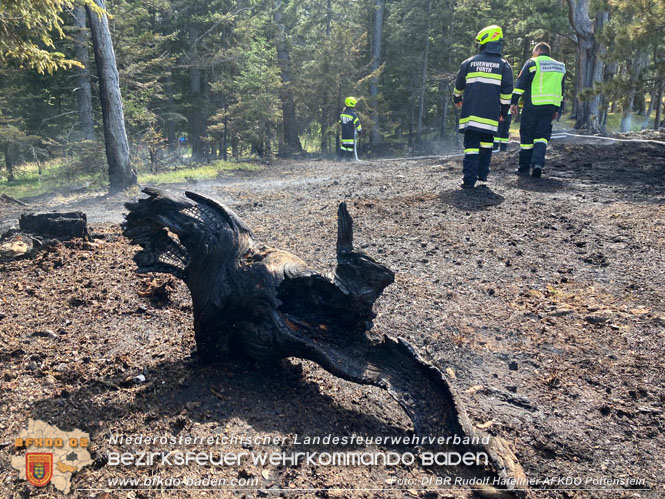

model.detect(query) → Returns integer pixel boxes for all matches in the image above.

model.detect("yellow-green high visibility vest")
[531,55,565,106]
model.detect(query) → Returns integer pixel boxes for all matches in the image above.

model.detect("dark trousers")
[340,142,356,161]
[463,130,494,186]
[519,107,555,170]
[494,114,512,151]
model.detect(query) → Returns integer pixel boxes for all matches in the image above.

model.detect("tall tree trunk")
[86,0,136,194]
[551,34,562,60]
[655,79,664,130]
[273,0,302,156]
[369,0,384,147]
[642,85,656,130]
[326,0,332,36]
[566,0,608,131]
[416,0,432,144]
[439,81,449,140]
[621,54,648,133]
[522,36,531,64]
[4,144,14,182]
[336,83,342,154]
[166,69,176,151]
[438,16,455,141]
[188,27,207,163]
[318,0,333,155]
[654,47,664,130]
[73,2,95,141]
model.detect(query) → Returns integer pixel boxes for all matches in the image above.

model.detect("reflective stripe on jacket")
[453,46,513,135]
[340,108,362,143]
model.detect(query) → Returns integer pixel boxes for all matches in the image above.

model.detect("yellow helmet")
[345,96,357,108]
[476,25,503,45]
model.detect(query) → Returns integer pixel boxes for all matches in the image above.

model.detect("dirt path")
[1,138,664,497]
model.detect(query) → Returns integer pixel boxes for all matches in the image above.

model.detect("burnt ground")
[0,136,664,498]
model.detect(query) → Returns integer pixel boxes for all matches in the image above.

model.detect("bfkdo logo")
[25,453,53,487]
[12,419,93,494]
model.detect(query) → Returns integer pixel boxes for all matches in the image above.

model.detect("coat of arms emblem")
[26,453,53,487]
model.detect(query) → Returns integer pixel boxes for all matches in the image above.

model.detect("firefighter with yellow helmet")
[339,96,362,161]
[453,25,513,188]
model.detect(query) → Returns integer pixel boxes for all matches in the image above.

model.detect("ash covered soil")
[1,138,664,498]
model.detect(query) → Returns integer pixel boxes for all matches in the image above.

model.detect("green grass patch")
[0,158,106,200]
[138,161,263,185]
[0,158,263,201]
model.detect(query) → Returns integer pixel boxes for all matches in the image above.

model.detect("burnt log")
[123,189,527,494]
[19,212,90,241]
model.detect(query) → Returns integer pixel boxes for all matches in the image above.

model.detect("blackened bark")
[86,0,136,193]
[20,212,89,241]
[122,189,529,493]
[73,3,95,141]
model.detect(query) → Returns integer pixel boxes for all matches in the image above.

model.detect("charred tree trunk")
[86,0,136,193]
[20,212,89,240]
[123,189,528,495]
[369,0,384,148]
[73,2,95,142]
[273,0,302,156]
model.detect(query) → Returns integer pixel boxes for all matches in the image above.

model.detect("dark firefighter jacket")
[453,41,513,135]
[339,108,362,150]
[511,55,566,112]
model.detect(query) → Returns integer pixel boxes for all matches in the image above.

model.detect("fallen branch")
[0,194,28,206]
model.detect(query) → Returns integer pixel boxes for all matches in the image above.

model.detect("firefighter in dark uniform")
[493,107,511,152]
[511,42,565,177]
[339,96,362,161]
[453,25,513,189]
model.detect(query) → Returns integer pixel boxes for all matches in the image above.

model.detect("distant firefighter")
[339,96,362,161]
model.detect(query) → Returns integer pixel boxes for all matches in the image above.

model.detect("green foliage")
[0,0,103,73]
[0,0,663,193]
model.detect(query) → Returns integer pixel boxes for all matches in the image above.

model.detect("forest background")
[0,0,663,194]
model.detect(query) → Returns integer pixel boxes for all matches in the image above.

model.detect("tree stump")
[19,212,90,241]
[123,189,528,495]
